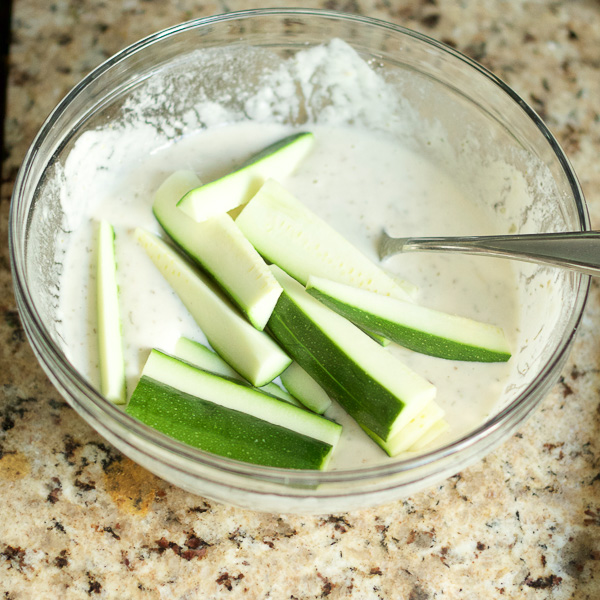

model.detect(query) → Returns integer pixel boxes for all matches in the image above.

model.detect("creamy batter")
[57,121,520,469]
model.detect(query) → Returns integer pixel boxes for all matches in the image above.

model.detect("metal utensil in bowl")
[379,230,600,277]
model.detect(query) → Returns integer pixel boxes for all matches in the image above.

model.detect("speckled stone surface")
[2,1,600,598]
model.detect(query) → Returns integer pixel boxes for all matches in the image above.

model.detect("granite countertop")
[2,0,600,598]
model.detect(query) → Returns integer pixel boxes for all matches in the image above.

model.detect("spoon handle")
[379,230,600,277]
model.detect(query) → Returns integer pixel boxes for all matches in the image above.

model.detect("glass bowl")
[9,8,589,513]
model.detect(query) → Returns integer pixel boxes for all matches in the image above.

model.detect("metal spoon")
[378,230,600,277]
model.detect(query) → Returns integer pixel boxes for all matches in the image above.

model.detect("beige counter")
[2,1,600,598]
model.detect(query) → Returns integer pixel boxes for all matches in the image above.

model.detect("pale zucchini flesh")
[306,275,511,362]
[173,337,302,407]
[177,132,315,222]
[141,349,341,447]
[267,265,436,441]
[127,376,333,470]
[235,179,415,302]
[259,382,303,408]
[174,336,242,379]
[134,228,291,386]
[152,171,281,330]
[96,220,126,404]
[280,362,332,415]
[153,171,281,330]
[387,269,419,299]
[408,418,450,452]
[362,401,445,456]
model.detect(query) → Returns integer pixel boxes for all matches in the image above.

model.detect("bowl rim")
[9,7,591,488]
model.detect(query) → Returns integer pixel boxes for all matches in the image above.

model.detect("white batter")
[56,121,520,469]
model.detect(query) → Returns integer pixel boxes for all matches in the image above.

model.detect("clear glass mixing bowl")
[9,9,589,513]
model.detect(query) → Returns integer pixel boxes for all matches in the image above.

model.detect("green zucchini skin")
[267,266,436,441]
[306,277,511,362]
[238,132,313,168]
[142,349,341,446]
[268,295,402,439]
[177,132,314,222]
[127,377,333,470]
